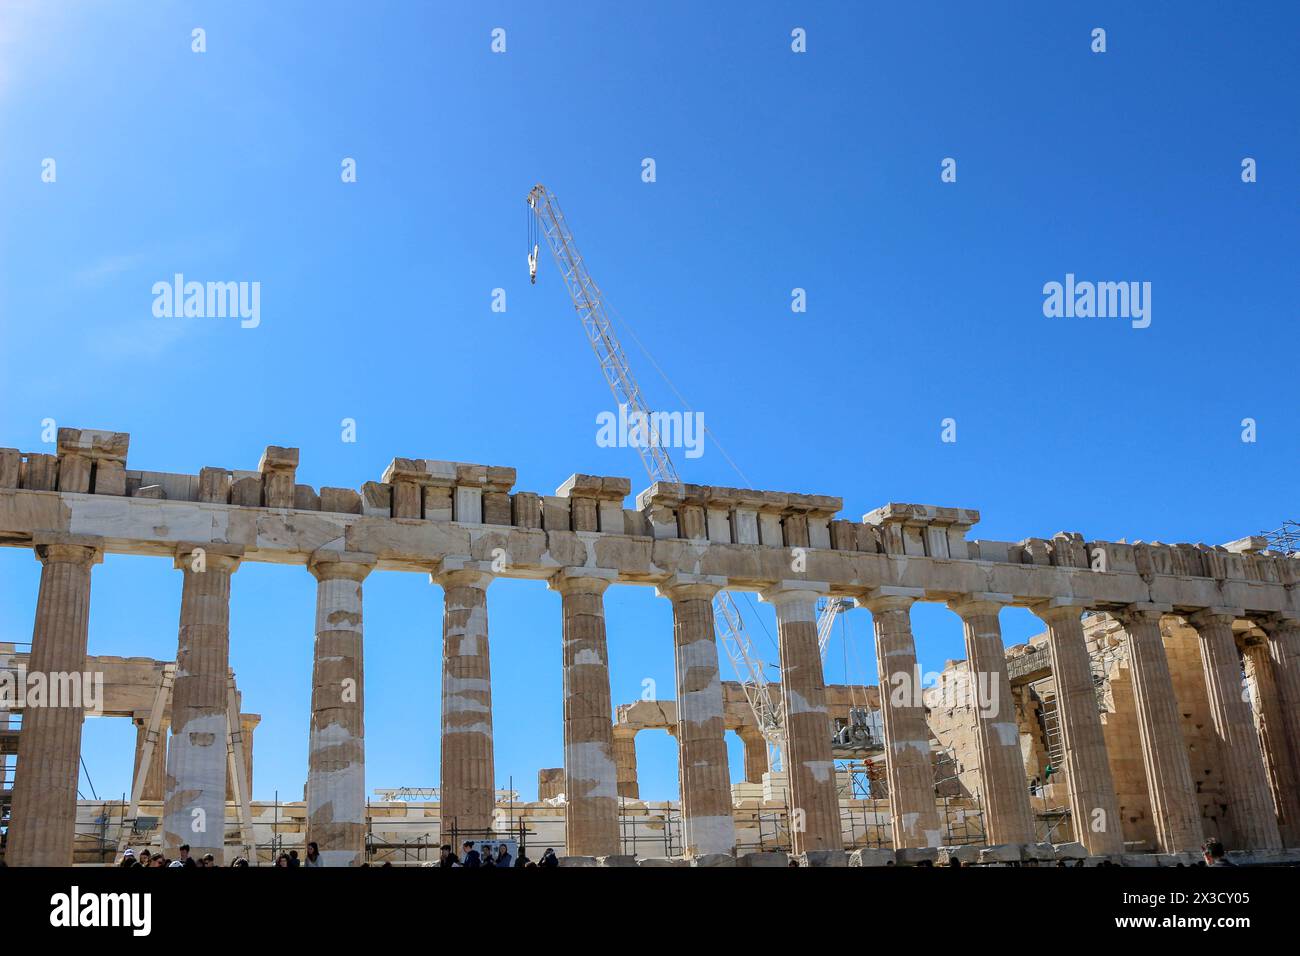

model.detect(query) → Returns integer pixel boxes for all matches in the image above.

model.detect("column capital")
[32,533,104,567]
[172,542,243,573]
[859,586,925,613]
[1113,602,1172,626]
[612,723,638,739]
[430,555,494,589]
[1249,611,1300,634]
[308,549,376,582]
[758,581,828,606]
[655,572,726,602]
[1029,597,1090,623]
[1240,630,1269,649]
[548,566,617,595]
[1186,607,1244,629]
[947,592,1012,618]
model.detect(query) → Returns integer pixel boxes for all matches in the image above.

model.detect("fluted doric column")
[1247,613,1300,846]
[660,574,735,857]
[164,544,242,863]
[1032,600,1123,855]
[551,568,620,857]
[1114,604,1203,852]
[864,588,941,848]
[1187,609,1281,850]
[306,550,374,866]
[7,535,102,866]
[133,714,169,803]
[1253,613,1300,842]
[761,583,842,855]
[948,593,1035,845]
[740,726,769,784]
[433,560,496,837]
[239,712,258,798]
[613,726,639,799]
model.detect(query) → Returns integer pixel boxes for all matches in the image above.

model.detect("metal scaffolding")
[1262,520,1300,555]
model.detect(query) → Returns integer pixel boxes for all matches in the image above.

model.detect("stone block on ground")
[848,848,895,867]
[896,847,939,866]
[737,850,788,867]
[1053,842,1088,860]
[978,844,1021,864]
[1023,842,1057,862]
[800,850,849,868]
[935,845,980,865]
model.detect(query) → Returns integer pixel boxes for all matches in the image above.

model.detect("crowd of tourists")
[116,844,238,868]
[429,841,558,867]
[116,840,560,868]
[116,838,1241,868]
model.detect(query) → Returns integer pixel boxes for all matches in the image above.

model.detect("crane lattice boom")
[526,183,787,763]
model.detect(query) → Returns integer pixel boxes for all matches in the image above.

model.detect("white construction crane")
[526,183,850,768]
[817,597,854,661]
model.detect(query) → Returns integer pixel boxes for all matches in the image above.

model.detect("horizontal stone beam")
[1,488,1296,616]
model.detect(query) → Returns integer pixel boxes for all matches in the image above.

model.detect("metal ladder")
[115,663,175,859]
[114,666,256,863]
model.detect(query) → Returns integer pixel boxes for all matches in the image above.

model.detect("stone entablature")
[862,502,981,559]
[1,427,1296,618]
[615,682,879,733]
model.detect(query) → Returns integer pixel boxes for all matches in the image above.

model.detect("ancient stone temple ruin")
[1,427,1297,866]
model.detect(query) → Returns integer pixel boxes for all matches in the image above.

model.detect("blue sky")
[0,1,1296,806]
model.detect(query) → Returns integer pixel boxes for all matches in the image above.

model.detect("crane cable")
[600,299,781,659]
[530,194,779,661]
[603,301,756,489]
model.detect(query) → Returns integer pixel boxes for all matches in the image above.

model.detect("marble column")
[1032,601,1123,856]
[7,536,102,866]
[224,709,259,802]
[433,561,496,837]
[740,726,769,784]
[133,715,169,803]
[613,726,639,799]
[865,589,941,848]
[239,713,258,798]
[949,594,1035,845]
[306,551,374,866]
[1186,609,1282,850]
[660,574,736,857]
[164,544,242,862]
[1115,604,1203,852]
[550,568,620,858]
[1248,614,1300,846]
[760,584,842,856]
